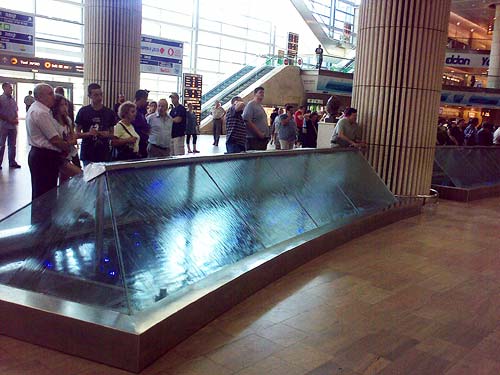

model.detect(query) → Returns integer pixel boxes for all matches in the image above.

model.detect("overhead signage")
[287,32,299,59]
[0,54,83,76]
[141,35,183,76]
[444,53,490,69]
[0,9,35,56]
[183,73,202,126]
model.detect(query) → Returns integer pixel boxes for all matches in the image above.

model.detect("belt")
[150,143,169,150]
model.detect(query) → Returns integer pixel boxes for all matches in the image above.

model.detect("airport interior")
[1,0,500,374]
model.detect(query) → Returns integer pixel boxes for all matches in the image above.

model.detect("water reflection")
[0,151,396,314]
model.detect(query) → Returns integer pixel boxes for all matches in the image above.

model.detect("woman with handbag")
[111,101,140,161]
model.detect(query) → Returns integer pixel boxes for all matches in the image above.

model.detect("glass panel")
[434,148,486,188]
[266,153,359,228]
[203,158,318,248]
[313,152,397,212]
[106,164,264,312]
[461,148,500,186]
[432,161,454,187]
[36,17,83,44]
[36,0,82,23]
[0,1,35,13]
[0,176,128,313]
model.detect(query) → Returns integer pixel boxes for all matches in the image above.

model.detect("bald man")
[26,84,70,199]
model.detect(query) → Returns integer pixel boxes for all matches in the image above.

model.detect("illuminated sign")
[287,32,299,59]
[0,9,35,56]
[183,73,203,126]
[0,54,83,76]
[141,35,183,77]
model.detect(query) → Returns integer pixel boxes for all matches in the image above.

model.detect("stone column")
[84,0,142,108]
[488,3,500,88]
[352,0,451,195]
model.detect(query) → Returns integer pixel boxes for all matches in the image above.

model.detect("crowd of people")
[225,87,321,153]
[1,79,383,202]
[21,82,201,200]
[437,117,500,146]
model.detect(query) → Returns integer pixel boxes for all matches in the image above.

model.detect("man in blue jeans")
[0,82,21,169]
[225,96,247,154]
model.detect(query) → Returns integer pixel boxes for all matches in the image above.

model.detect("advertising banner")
[444,52,490,69]
[140,35,183,76]
[0,9,35,56]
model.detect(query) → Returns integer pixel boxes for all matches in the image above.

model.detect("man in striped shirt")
[225,96,247,154]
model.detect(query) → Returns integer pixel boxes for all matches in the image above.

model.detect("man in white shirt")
[26,84,70,200]
[147,99,172,157]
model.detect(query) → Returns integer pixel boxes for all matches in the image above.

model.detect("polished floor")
[1,191,500,373]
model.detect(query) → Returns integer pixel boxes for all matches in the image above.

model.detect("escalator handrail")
[200,65,274,113]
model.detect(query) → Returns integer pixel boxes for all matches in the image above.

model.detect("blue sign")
[140,34,183,76]
[0,8,35,56]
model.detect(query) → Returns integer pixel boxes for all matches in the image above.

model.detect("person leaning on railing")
[331,107,366,148]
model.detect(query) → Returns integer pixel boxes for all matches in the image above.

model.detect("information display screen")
[183,73,203,126]
[287,32,299,58]
[0,54,83,76]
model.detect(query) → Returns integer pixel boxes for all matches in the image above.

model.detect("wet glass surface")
[0,175,128,313]
[0,151,396,314]
[434,148,500,188]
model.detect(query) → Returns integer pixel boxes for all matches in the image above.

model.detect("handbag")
[112,122,138,161]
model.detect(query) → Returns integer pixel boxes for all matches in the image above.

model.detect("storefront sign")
[444,53,489,69]
[0,54,83,75]
[183,73,202,125]
[0,9,35,56]
[140,35,183,76]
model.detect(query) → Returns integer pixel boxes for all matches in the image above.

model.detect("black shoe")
[9,163,21,169]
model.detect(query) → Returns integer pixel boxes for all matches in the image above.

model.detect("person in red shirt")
[294,106,305,146]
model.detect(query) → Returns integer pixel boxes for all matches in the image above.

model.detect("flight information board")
[183,73,203,126]
[287,32,299,58]
[0,9,35,56]
[0,54,83,76]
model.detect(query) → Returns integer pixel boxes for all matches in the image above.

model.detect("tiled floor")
[1,194,500,374]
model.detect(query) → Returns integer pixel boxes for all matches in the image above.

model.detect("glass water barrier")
[433,147,500,188]
[0,150,396,315]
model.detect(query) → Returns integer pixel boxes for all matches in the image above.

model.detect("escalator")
[202,65,255,103]
[200,65,274,122]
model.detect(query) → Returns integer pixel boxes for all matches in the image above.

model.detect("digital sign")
[0,9,35,56]
[183,73,203,126]
[0,54,84,76]
[287,32,299,59]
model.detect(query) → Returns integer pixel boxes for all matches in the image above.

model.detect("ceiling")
[451,0,495,29]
